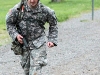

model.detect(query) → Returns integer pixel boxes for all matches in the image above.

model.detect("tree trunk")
[51,0,62,2]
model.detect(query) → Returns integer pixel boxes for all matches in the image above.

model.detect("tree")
[51,0,64,2]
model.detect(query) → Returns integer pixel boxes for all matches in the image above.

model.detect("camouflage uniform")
[6,1,58,75]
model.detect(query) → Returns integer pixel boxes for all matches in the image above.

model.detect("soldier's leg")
[20,51,30,75]
[29,44,47,75]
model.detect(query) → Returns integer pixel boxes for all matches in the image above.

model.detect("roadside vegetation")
[0,0,100,46]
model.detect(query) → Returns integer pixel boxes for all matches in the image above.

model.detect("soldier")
[6,0,58,75]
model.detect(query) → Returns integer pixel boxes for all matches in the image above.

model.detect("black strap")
[16,5,29,43]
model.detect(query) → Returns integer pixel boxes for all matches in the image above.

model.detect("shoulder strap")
[17,5,24,22]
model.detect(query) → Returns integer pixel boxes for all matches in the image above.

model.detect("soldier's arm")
[46,8,58,46]
[6,4,19,41]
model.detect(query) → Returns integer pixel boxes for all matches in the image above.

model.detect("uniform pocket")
[32,36,46,49]
[11,41,23,55]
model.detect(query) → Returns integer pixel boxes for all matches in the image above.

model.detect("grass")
[0,0,20,46]
[41,0,100,22]
[0,0,100,46]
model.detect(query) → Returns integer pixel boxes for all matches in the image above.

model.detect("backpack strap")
[16,5,29,44]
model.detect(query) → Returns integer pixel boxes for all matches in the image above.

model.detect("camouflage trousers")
[20,44,47,75]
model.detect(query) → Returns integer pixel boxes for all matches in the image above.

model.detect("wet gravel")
[0,10,100,75]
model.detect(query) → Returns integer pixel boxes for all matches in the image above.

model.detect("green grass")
[0,0,100,46]
[41,0,100,22]
[0,0,20,46]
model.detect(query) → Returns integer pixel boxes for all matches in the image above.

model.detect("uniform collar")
[25,2,42,13]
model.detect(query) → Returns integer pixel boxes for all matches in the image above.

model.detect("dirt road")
[0,10,100,75]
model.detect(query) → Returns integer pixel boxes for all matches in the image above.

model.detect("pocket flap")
[32,36,46,48]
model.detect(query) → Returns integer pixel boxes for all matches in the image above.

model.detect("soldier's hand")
[16,34,23,44]
[47,42,54,48]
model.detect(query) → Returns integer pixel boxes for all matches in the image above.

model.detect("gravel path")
[0,10,100,75]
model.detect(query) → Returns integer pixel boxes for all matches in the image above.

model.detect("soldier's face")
[28,0,39,7]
